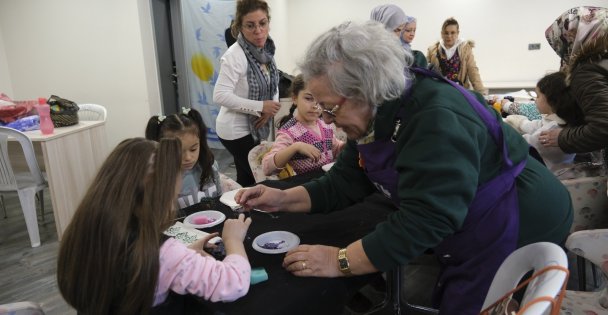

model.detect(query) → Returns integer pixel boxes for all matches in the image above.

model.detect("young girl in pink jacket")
[57,138,252,314]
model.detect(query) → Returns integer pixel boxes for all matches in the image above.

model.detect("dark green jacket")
[303,72,572,271]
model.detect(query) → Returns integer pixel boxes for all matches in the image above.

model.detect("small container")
[35,98,54,135]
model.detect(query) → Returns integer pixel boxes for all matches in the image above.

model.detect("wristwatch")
[338,248,351,275]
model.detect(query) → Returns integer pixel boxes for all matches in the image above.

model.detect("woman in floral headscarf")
[539,7,608,159]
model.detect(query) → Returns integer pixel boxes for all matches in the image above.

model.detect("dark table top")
[178,175,394,315]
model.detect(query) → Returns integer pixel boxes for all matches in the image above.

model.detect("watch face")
[339,258,349,270]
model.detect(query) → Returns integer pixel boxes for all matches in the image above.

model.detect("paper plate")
[184,210,225,229]
[252,231,300,254]
[164,221,222,245]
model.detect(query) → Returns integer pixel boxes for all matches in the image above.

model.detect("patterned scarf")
[237,33,279,142]
[545,6,608,68]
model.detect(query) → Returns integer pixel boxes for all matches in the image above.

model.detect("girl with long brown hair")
[57,138,252,315]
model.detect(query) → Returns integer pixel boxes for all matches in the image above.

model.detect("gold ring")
[301,261,307,270]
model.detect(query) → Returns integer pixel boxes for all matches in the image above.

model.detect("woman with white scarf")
[427,17,486,95]
[214,0,281,187]
[369,4,425,67]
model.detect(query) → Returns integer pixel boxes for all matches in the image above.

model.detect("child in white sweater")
[504,72,583,178]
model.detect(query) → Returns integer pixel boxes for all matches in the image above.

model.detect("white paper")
[164,221,221,245]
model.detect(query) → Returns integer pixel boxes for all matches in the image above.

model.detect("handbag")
[47,95,80,127]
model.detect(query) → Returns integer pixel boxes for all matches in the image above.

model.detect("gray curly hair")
[298,21,412,107]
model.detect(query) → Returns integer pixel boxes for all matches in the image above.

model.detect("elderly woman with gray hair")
[236,21,572,314]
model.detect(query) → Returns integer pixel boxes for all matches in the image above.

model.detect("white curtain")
[181,0,235,148]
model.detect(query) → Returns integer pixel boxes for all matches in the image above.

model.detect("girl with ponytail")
[145,108,241,208]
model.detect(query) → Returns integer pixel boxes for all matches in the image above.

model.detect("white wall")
[0,28,12,96]
[270,0,608,88]
[0,0,160,148]
[1,0,606,150]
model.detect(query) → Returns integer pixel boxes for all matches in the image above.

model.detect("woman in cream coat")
[427,17,486,94]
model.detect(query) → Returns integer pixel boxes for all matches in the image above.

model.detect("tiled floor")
[212,148,236,178]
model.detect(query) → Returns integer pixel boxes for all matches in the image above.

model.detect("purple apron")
[357,67,526,314]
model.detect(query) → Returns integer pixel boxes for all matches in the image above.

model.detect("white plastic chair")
[482,242,569,315]
[0,301,45,315]
[0,127,48,247]
[560,229,608,314]
[247,141,296,183]
[248,141,278,183]
[77,103,107,121]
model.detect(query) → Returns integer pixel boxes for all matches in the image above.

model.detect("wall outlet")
[528,43,541,50]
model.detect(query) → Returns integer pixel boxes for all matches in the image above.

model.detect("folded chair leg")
[577,256,587,291]
[591,264,598,288]
[36,190,45,222]
[362,270,400,315]
[391,268,402,315]
[1,195,6,219]
[18,188,41,247]
[368,266,439,315]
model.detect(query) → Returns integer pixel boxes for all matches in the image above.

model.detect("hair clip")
[181,107,191,115]
[157,115,166,124]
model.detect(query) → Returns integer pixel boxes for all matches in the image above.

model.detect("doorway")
[150,0,235,148]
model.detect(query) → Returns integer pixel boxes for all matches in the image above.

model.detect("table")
[8,121,109,239]
[178,190,395,315]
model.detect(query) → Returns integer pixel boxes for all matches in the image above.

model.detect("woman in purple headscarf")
[370,4,427,67]
[539,7,608,158]
[370,4,416,50]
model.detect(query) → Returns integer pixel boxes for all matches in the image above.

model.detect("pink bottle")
[36,98,54,135]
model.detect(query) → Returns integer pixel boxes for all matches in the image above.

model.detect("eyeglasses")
[243,20,269,32]
[319,97,346,121]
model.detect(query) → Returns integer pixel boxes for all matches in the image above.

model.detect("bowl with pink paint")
[184,210,225,229]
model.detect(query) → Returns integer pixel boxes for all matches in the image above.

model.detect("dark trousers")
[220,134,256,187]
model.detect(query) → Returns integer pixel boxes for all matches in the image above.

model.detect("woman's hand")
[539,129,561,147]
[236,185,285,212]
[187,232,220,256]
[262,100,281,116]
[295,142,321,162]
[282,245,342,278]
[254,112,272,129]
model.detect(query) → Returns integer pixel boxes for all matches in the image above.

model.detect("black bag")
[47,95,79,127]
